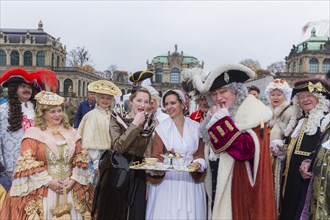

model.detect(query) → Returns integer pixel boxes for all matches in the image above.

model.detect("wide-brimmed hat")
[88,80,122,96]
[192,64,255,93]
[35,91,64,105]
[291,77,330,100]
[0,68,58,92]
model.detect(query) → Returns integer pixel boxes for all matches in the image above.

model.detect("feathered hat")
[181,67,208,100]
[0,68,58,92]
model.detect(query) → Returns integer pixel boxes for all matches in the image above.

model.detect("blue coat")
[74,100,96,128]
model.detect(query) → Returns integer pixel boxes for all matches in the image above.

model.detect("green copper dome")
[296,27,329,52]
[151,53,199,64]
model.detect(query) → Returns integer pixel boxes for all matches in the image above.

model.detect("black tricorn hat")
[192,64,255,93]
[129,70,154,83]
[291,77,330,100]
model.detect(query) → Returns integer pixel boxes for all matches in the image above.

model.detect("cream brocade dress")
[0,127,94,220]
[43,141,83,219]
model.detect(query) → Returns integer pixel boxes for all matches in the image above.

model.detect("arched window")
[287,63,291,73]
[36,51,45,67]
[309,58,319,73]
[170,67,180,84]
[51,54,54,68]
[78,80,81,97]
[10,51,19,66]
[24,51,32,66]
[292,62,296,73]
[83,81,86,97]
[64,79,73,95]
[0,50,6,66]
[299,59,303,73]
[57,55,60,67]
[323,59,330,73]
[155,68,163,83]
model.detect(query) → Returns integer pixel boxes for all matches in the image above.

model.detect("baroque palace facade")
[276,27,330,84]
[0,21,104,104]
[0,22,204,104]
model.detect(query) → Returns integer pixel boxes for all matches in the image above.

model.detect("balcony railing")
[275,72,313,79]
[52,67,80,72]
[58,92,77,98]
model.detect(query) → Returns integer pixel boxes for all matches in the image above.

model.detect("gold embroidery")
[209,131,218,143]
[24,195,43,220]
[73,149,89,165]
[14,149,44,173]
[211,131,241,154]
[46,143,71,180]
[72,189,87,214]
[225,120,234,131]
[294,124,312,156]
[216,126,225,137]
[282,118,312,197]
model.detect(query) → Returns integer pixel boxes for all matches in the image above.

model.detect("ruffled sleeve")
[71,140,92,185]
[10,138,52,197]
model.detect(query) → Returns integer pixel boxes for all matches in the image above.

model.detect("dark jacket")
[73,100,95,128]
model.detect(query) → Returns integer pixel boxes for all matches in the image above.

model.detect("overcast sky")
[1,1,329,73]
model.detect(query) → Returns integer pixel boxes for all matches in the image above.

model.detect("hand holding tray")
[129,161,197,172]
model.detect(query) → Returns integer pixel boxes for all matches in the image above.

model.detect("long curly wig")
[7,83,37,132]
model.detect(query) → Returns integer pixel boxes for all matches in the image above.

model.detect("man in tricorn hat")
[0,68,57,180]
[280,77,330,220]
[190,64,276,219]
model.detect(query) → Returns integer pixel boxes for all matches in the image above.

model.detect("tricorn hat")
[291,77,330,100]
[129,70,154,84]
[192,64,255,93]
[88,80,122,96]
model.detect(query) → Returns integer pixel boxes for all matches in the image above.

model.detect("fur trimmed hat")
[291,77,330,100]
[192,64,255,93]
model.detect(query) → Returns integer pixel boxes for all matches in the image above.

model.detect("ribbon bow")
[308,82,323,93]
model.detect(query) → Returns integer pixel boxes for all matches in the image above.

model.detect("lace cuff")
[10,170,52,196]
[70,166,91,185]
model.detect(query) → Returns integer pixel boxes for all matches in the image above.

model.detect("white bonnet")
[265,79,292,101]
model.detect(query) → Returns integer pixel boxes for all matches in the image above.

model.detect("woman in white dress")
[146,89,207,220]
